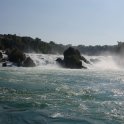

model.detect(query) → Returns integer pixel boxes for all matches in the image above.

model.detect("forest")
[0,34,123,55]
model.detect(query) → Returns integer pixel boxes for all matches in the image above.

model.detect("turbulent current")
[0,54,124,124]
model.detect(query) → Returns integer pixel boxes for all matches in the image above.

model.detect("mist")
[24,52,124,71]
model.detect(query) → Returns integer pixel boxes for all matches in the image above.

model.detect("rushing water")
[0,54,124,124]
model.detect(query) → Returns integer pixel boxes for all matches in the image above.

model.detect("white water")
[86,55,120,70]
[27,53,122,70]
[27,53,63,69]
[1,53,124,124]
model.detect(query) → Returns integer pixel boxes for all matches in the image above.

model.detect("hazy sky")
[0,0,124,45]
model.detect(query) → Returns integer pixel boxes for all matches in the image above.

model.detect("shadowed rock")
[23,57,36,67]
[2,62,7,67]
[8,48,26,66]
[56,58,64,67]
[0,52,2,59]
[57,47,88,69]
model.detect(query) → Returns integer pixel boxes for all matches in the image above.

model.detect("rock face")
[64,47,83,69]
[81,56,90,64]
[23,57,36,67]
[2,62,7,67]
[0,52,2,59]
[8,48,26,66]
[5,48,36,67]
[56,47,89,69]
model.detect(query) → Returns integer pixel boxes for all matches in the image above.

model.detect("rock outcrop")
[2,48,36,67]
[7,48,26,66]
[2,62,7,67]
[56,47,89,69]
[23,57,36,67]
[0,52,2,59]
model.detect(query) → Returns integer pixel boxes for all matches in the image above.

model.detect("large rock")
[64,47,84,69]
[57,47,88,69]
[56,58,65,67]
[0,52,2,59]
[23,57,36,67]
[64,47,81,60]
[2,62,7,67]
[8,48,26,66]
[81,56,90,64]
[64,55,83,69]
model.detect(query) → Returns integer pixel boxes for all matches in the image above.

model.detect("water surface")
[0,67,124,124]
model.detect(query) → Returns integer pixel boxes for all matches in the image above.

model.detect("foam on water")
[27,53,63,69]
[27,53,122,70]
[0,67,124,123]
[1,53,124,123]
[88,55,120,70]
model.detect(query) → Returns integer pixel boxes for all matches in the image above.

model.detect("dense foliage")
[0,34,123,55]
[0,34,52,53]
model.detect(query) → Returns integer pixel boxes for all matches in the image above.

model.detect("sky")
[0,0,124,46]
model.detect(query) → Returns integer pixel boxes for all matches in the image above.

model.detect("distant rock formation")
[56,47,89,69]
[7,48,26,66]
[23,57,35,67]
[0,52,2,59]
[2,62,7,67]
[0,48,36,67]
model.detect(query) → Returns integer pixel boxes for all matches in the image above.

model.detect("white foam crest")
[26,53,63,68]
[25,53,122,70]
[112,89,124,96]
[51,112,63,118]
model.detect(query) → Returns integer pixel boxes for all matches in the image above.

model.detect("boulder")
[23,57,36,67]
[56,58,65,67]
[81,56,90,64]
[56,47,87,69]
[64,47,87,69]
[64,47,81,60]
[64,55,83,69]
[8,48,26,66]
[0,52,2,59]
[2,62,7,67]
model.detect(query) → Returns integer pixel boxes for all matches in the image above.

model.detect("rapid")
[0,53,124,124]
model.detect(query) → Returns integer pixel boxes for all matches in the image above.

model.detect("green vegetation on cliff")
[0,34,123,55]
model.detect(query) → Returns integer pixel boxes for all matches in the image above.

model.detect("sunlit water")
[0,54,124,124]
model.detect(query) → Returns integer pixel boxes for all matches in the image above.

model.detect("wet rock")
[64,55,83,69]
[0,52,2,59]
[23,57,35,67]
[56,47,87,69]
[2,62,7,67]
[81,56,90,64]
[8,48,26,66]
[56,58,65,67]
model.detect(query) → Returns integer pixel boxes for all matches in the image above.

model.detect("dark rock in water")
[5,49,11,56]
[81,56,90,64]
[3,48,35,67]
[1,58,7,62]
[56,58,65,66]
[56,47,87,69]
[2,62,7,67]
[23,57,35,67]
[64,55,83,69]
[0,52,2,59]
[64,47,87,69]
[8,48,26,66]
[64,47,81,60]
